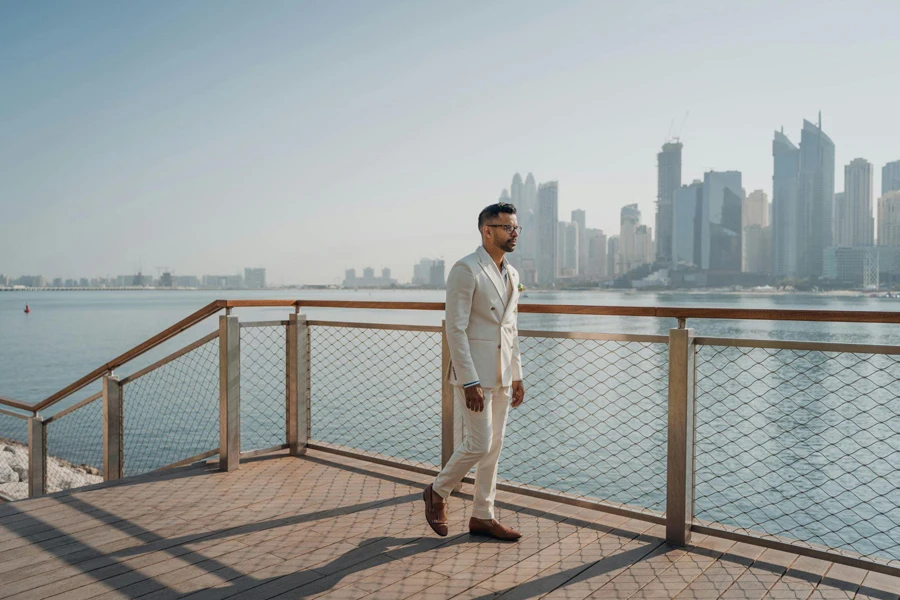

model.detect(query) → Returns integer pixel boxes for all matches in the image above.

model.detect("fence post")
[666,327,696,546]
[441,320,454,468]
[219,314,241,471]
[27,416,46,497]
[102,375,124,481]
[287,313,310,456]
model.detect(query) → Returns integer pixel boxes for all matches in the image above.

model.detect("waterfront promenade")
[2,299,900,597]
[2,448,898,599]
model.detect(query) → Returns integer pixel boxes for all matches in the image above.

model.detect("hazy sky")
[2,0,899,284]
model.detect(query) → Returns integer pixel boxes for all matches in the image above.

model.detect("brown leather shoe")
[468,517,522,541]
[423,484,448,537]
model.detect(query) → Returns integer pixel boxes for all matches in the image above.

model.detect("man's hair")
[477,202,517,231]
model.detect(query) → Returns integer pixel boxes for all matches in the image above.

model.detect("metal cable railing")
[2,299,899,577]
[45,394,103,493]
[694,341,900,567]
[309,324,442,469]
[0,413,29,500]
[240,323,288,452]
[121,336,220,476]
[501,333,668,514]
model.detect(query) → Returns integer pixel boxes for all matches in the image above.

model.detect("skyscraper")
[655,142,683,264]
[743,190,769,228]
[834,192,848,246]
[878,191,900,247]
[701,171,743,272]
[742,190,770,274]
[672,181,702,268]
[618,204,644,274]
[797,116,835,278]
[882,160,900,196]
[585,228,607,279]
[557,221,579,276]
[842,158,874,246]
[607,236,619,277]
[772,129,800,278]
[537,181,559,285]
[511,173,524,206]
[571,209,587,277]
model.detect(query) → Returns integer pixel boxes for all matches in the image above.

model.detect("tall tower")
[843,158,874,246]
[772,129,800,278]
[656,142,683,264]
[537,182,559,286]
[797,115,835,278]
[571,209,587,277]
[882,160,900,196]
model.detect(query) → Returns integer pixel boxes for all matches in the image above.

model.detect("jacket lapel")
[476,247,507,307]
[500,268,518,323]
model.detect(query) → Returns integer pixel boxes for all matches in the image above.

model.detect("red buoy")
[24,304,31,314]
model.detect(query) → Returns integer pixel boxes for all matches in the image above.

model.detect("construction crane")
[666,110,690,144]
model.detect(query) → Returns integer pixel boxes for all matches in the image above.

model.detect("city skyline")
[2,2,900,284]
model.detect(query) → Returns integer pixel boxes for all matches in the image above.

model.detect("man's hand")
[464,384,485,412]
[511,380,525,408]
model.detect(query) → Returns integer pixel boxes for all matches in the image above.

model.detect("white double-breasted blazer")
[445,246,523,389]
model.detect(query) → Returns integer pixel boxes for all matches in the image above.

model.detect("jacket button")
[498,344,501,349]
[491,306,495,310]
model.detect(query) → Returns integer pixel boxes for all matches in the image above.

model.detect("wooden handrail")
[4,297,900,415]
[222,299,900,324]
[27,300,225,413]
[0,394,34,413]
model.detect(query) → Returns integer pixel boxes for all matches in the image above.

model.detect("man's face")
[483,213,519,253]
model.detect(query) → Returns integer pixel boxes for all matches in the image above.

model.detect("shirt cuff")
[463,380,480,388]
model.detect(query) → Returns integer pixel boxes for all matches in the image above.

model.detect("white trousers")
[433,385,511,520]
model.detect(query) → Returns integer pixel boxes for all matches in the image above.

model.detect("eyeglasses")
[486,224,523,234]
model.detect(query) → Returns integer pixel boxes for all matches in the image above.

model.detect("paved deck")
[0,450,897,600]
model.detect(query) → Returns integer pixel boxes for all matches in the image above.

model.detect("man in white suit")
[424,202,526,541]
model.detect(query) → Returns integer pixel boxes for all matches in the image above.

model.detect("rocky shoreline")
[0,437,103,501]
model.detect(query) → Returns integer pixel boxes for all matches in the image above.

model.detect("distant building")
[571,210,587,277]
[79,278,89,288]
[798,117,835,278]
[244,268,266,289]
[585,228,607,279]
[878,191,900,247]
[617,204,652,274]
[0,274,8,286]
[607,236,619,277]
[429,260,445,287]
[537,181,559,285]
[742,190,770,273]
[52,277,63,287]
[159,272,174,287]
[672,181,703,269]
[202,274,243,289]
[772,129,801,278]
[824,246,900,285]
[132,273,151,287]
[700,170,742,272]
[557,221,579,277]
[841,158,874,247]
[343,267,396,288]
[883,160,900,196]
[655,141,683,264]
[412,259,434,286]
[743,225,772,274]
[174,275,201,288]
[15,275,45,287]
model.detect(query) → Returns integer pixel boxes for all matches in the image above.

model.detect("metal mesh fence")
[310,325,442,469]
[122,337,220,476]
[240,324,287,452]
[695,343,900,566]
[45,396,103,493]
[500,335,669,513]
[0,413,29,501]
